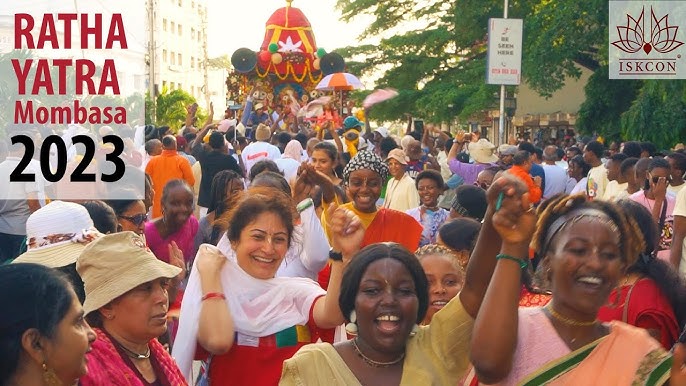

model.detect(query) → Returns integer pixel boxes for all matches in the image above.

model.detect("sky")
[206,0,373,57]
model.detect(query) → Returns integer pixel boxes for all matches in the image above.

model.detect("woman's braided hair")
[531,194,645,266]
[414,244,462,268]
[415,244,467,274]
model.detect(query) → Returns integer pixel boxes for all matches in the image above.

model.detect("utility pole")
[498,0,509,146]
[200,5,210,113]
[148,0,157,121]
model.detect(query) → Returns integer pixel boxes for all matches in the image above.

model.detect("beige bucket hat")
[77,231,182,315]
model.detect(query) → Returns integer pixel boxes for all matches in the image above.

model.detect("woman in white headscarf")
[275,140,303,183]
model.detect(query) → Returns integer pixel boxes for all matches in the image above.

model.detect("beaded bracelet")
[201,292,226,302]
[296,198,314,213]
[495,253,529,269]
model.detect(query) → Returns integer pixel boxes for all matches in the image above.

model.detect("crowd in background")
[2,98,686,386]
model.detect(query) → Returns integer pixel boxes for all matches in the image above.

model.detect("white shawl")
[172,244,325,382]
[216,204,330,280]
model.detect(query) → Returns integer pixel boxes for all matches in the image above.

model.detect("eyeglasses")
[119,213,148,226]
[348,178,383,189]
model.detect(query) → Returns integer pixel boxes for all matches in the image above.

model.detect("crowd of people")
[2,99,686,386]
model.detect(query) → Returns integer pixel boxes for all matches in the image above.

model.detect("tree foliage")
[337,0,684,148]
[575,66,641,142]
[336,0,509,123]
[207,55,232,70]
[621,81,686,149]
[150,88,206,131]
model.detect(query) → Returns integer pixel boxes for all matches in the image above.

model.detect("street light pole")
[498,0,509,146]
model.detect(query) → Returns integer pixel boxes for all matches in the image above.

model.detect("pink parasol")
[363,88,399,109]
[299,96,332,118]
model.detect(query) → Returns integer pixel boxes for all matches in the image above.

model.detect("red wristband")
[201,292,226,301]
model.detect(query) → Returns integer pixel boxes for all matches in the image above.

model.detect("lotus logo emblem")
[612,6,684,55]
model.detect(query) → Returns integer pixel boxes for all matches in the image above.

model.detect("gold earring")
[42,363,61,386]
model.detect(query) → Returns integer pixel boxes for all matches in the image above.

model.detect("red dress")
[195,296,332,385]
[598,278,679,350]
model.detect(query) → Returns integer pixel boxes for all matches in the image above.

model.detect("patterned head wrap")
[343,150,389,182]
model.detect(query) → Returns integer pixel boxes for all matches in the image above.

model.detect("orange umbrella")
[316,72,363,91]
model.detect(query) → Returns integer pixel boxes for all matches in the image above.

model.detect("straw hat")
[236,122,246,136]
[77,232,182,315]
[255,123,271,141]
[469,139,498,164]
[386,148,409,165]
[13,201,100,268]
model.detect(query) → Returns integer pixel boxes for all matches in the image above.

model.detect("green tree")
[621,81,686,149]
[153,88,198,131]
[575,66,641,142]
[145,91,155,125]
[336,0,512,123]
[521,0,607,97]
[522,0,686,148]
[338,0,685,148]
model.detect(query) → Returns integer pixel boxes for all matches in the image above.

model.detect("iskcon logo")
[612,6,683,54]
[611,5,684,76]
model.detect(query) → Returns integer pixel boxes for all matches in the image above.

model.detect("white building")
[148,0,223,116]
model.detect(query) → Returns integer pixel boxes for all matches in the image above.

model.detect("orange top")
[145,150,195,218]
[507,165,542,204]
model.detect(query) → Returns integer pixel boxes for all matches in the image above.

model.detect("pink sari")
[81,328,187,386]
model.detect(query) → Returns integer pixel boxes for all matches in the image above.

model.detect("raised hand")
[307,164,337,203]
[203,102,214,126]
[489,176,537,245]
[292,163,315,204]
[196,244,227,278]
[454,130,466,143]
[326,203,365,259]
[168,241,187,280]
[651,175,668,201]
[185,103,198,116]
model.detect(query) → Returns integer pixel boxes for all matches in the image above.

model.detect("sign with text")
[0,0,146,201]
[487,18,523,85]
[609,1,686,79]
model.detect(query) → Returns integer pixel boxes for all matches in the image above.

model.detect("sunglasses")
[119,213,148,226]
